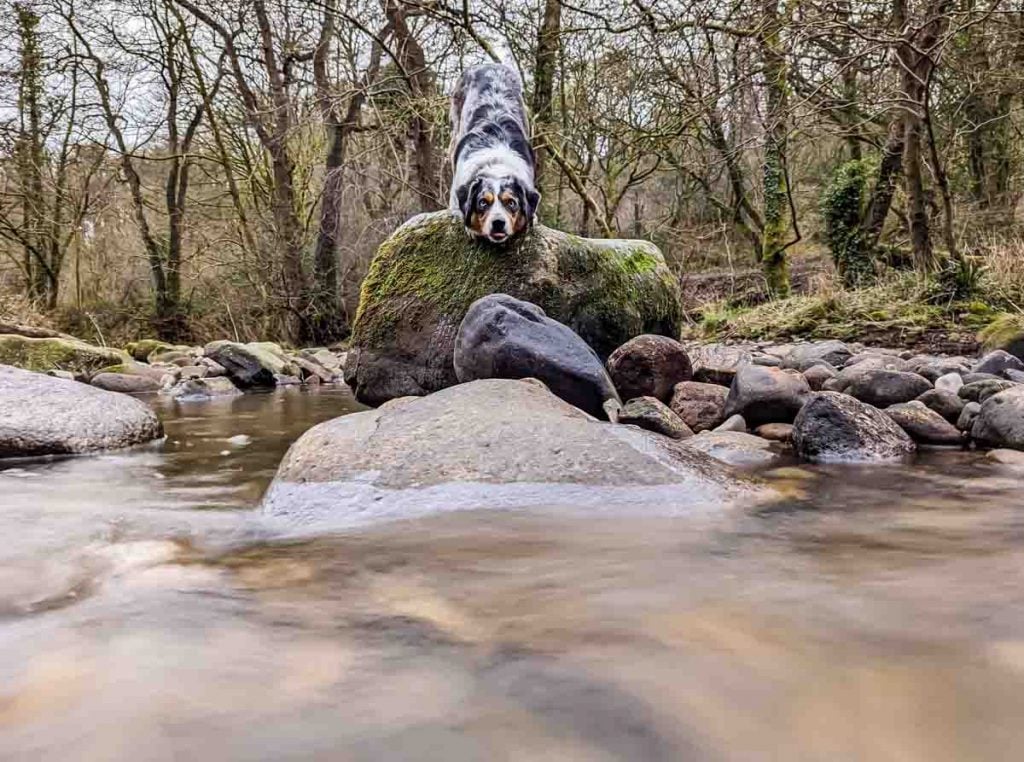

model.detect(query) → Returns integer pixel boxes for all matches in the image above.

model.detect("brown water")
[2,387,1024,760]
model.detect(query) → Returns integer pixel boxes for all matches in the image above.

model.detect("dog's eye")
[505,198,519,212]
[477,197,490,210]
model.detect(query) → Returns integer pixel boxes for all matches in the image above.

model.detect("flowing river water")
[2,387,1024,760]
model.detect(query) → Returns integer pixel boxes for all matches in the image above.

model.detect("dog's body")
[449,64,540,244]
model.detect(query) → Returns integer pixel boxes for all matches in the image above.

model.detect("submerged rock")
[263,378,762,523]
[723,365,811,427]
[342,211,682,406]
[669,381,728,432]
[453,294,620,419]
[617,396,693,439]
[686,430,781,467]
[792,391,915,462]
[971,386,1024,450]
[0,364,162,457]
[606,334,692,403]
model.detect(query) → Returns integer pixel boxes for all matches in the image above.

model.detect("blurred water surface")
[2,386,1024,761]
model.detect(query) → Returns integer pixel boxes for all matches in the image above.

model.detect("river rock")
[845,353,911,372]
[754,423,793,443]
[934,372,964,393]
[453,294,620,419]
[958,401,981,432]
[986,449,1024,468]
[973,349,1024,378]
[723,365,811,427]
[0,334,128,376]
[783,340,852,371]
[124,339,176,362]
[342,212,682,406]
[962,372,1003,385]
[802,363,837,391]
[914,359,968,383]
[262,378,763,522]
[971,386,1024,450]
[0,364,162,457]
[669,381,728,432]
[618,396,693,439]
[1006,369,1024,383]
[715,414,748,433]
[689,344,752,386]
[205,341,296,388]
[90,372,161,394]
[792,391,915,462]
[844,369,931,407]
[686,431,780,467]
[164,376,243,400]
[959,379,1017,403]
[606,335,692,403]
[885,401,963,446]
[917,389,965,424]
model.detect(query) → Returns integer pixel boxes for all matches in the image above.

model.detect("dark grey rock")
[917,389,965,424]
[971,387,1024,450]
[724,365,811,427]
[973,350,1024,378]
[453,294,620,419]
[204,341,291,387]
[606,335,692,403]
[784,341,853,371]
[844,369,932,407]
[959,379,1018,403]
[914,360,969,383]
[618,396,693,439]
[958,401,981,432]
[885,401,963,446]
[792,391,915,462]
[0,364,162,457]
[669,381,728,433]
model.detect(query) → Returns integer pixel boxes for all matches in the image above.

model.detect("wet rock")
[885,401,963,446]
[957,401,981,432]
[715,414,747,433]
[689,344,752,386]
[971,386,1024,450]
[453,294,620,419]
[669,381,728,432]
[754,423,793,443]
[606,335,692,403]
[959,379,1017,403]
[792,391,915,462]
[844,369,931,407]
[802,363,837,391]
[618,396,693,439]
[343,211,682,406]
[164,376,242,400]
[973,350,1024,378]
[205,341,295,388]
[723,365,811,427]
[686,430,781,467]
[90,372,161,394]
[262,378,763,521]
[0,364,162,457]
[783,340,853,371]
[934,372,964,393]
[917,389,965,424]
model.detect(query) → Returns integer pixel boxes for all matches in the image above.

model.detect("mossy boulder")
[124,339,176,362]
[0,334,128,377]
[343,211,684,405]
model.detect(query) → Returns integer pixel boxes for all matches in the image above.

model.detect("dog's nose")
[491,218,506,233]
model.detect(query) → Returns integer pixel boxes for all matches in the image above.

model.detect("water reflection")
[2,388,1024,760]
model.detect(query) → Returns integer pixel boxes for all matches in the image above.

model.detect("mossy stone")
[344,212,683,405]
[0,335,128,376]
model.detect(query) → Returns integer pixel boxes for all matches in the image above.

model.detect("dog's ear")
[456,178,480,228]
[523,184,541,222]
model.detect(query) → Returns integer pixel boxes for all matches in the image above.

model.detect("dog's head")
[457,175,540,244]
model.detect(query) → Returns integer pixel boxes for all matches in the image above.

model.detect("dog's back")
[449,64,533,177]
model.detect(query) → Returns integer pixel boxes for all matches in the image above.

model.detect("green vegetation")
[821,159,876,287]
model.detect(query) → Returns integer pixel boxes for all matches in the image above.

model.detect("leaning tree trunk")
[532,0,561,191]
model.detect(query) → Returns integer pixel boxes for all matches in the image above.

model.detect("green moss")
[821,159,876,287]
[0,335,128,375]
[979,312,1024,349]
[125,339,175,362]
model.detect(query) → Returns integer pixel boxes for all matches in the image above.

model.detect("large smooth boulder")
[342,212,682,406]
[263,378,762,523]
[0,334,128,376]
[792,391,915,462]
[844,369,931,407]
[723,365,811,427]
[453,294,619,419]
[971,386,1024,450]
[0,364,162,457]
[669,381,728,432]
[606,334,692,403]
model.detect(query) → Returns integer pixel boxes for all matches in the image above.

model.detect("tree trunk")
[532,0,561,192]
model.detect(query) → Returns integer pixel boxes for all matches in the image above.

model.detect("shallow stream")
[2,387,1023,760]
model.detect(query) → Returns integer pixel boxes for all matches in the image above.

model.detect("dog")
[449,63,540,244]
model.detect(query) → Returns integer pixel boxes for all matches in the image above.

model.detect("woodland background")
[2,0,1024,348]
